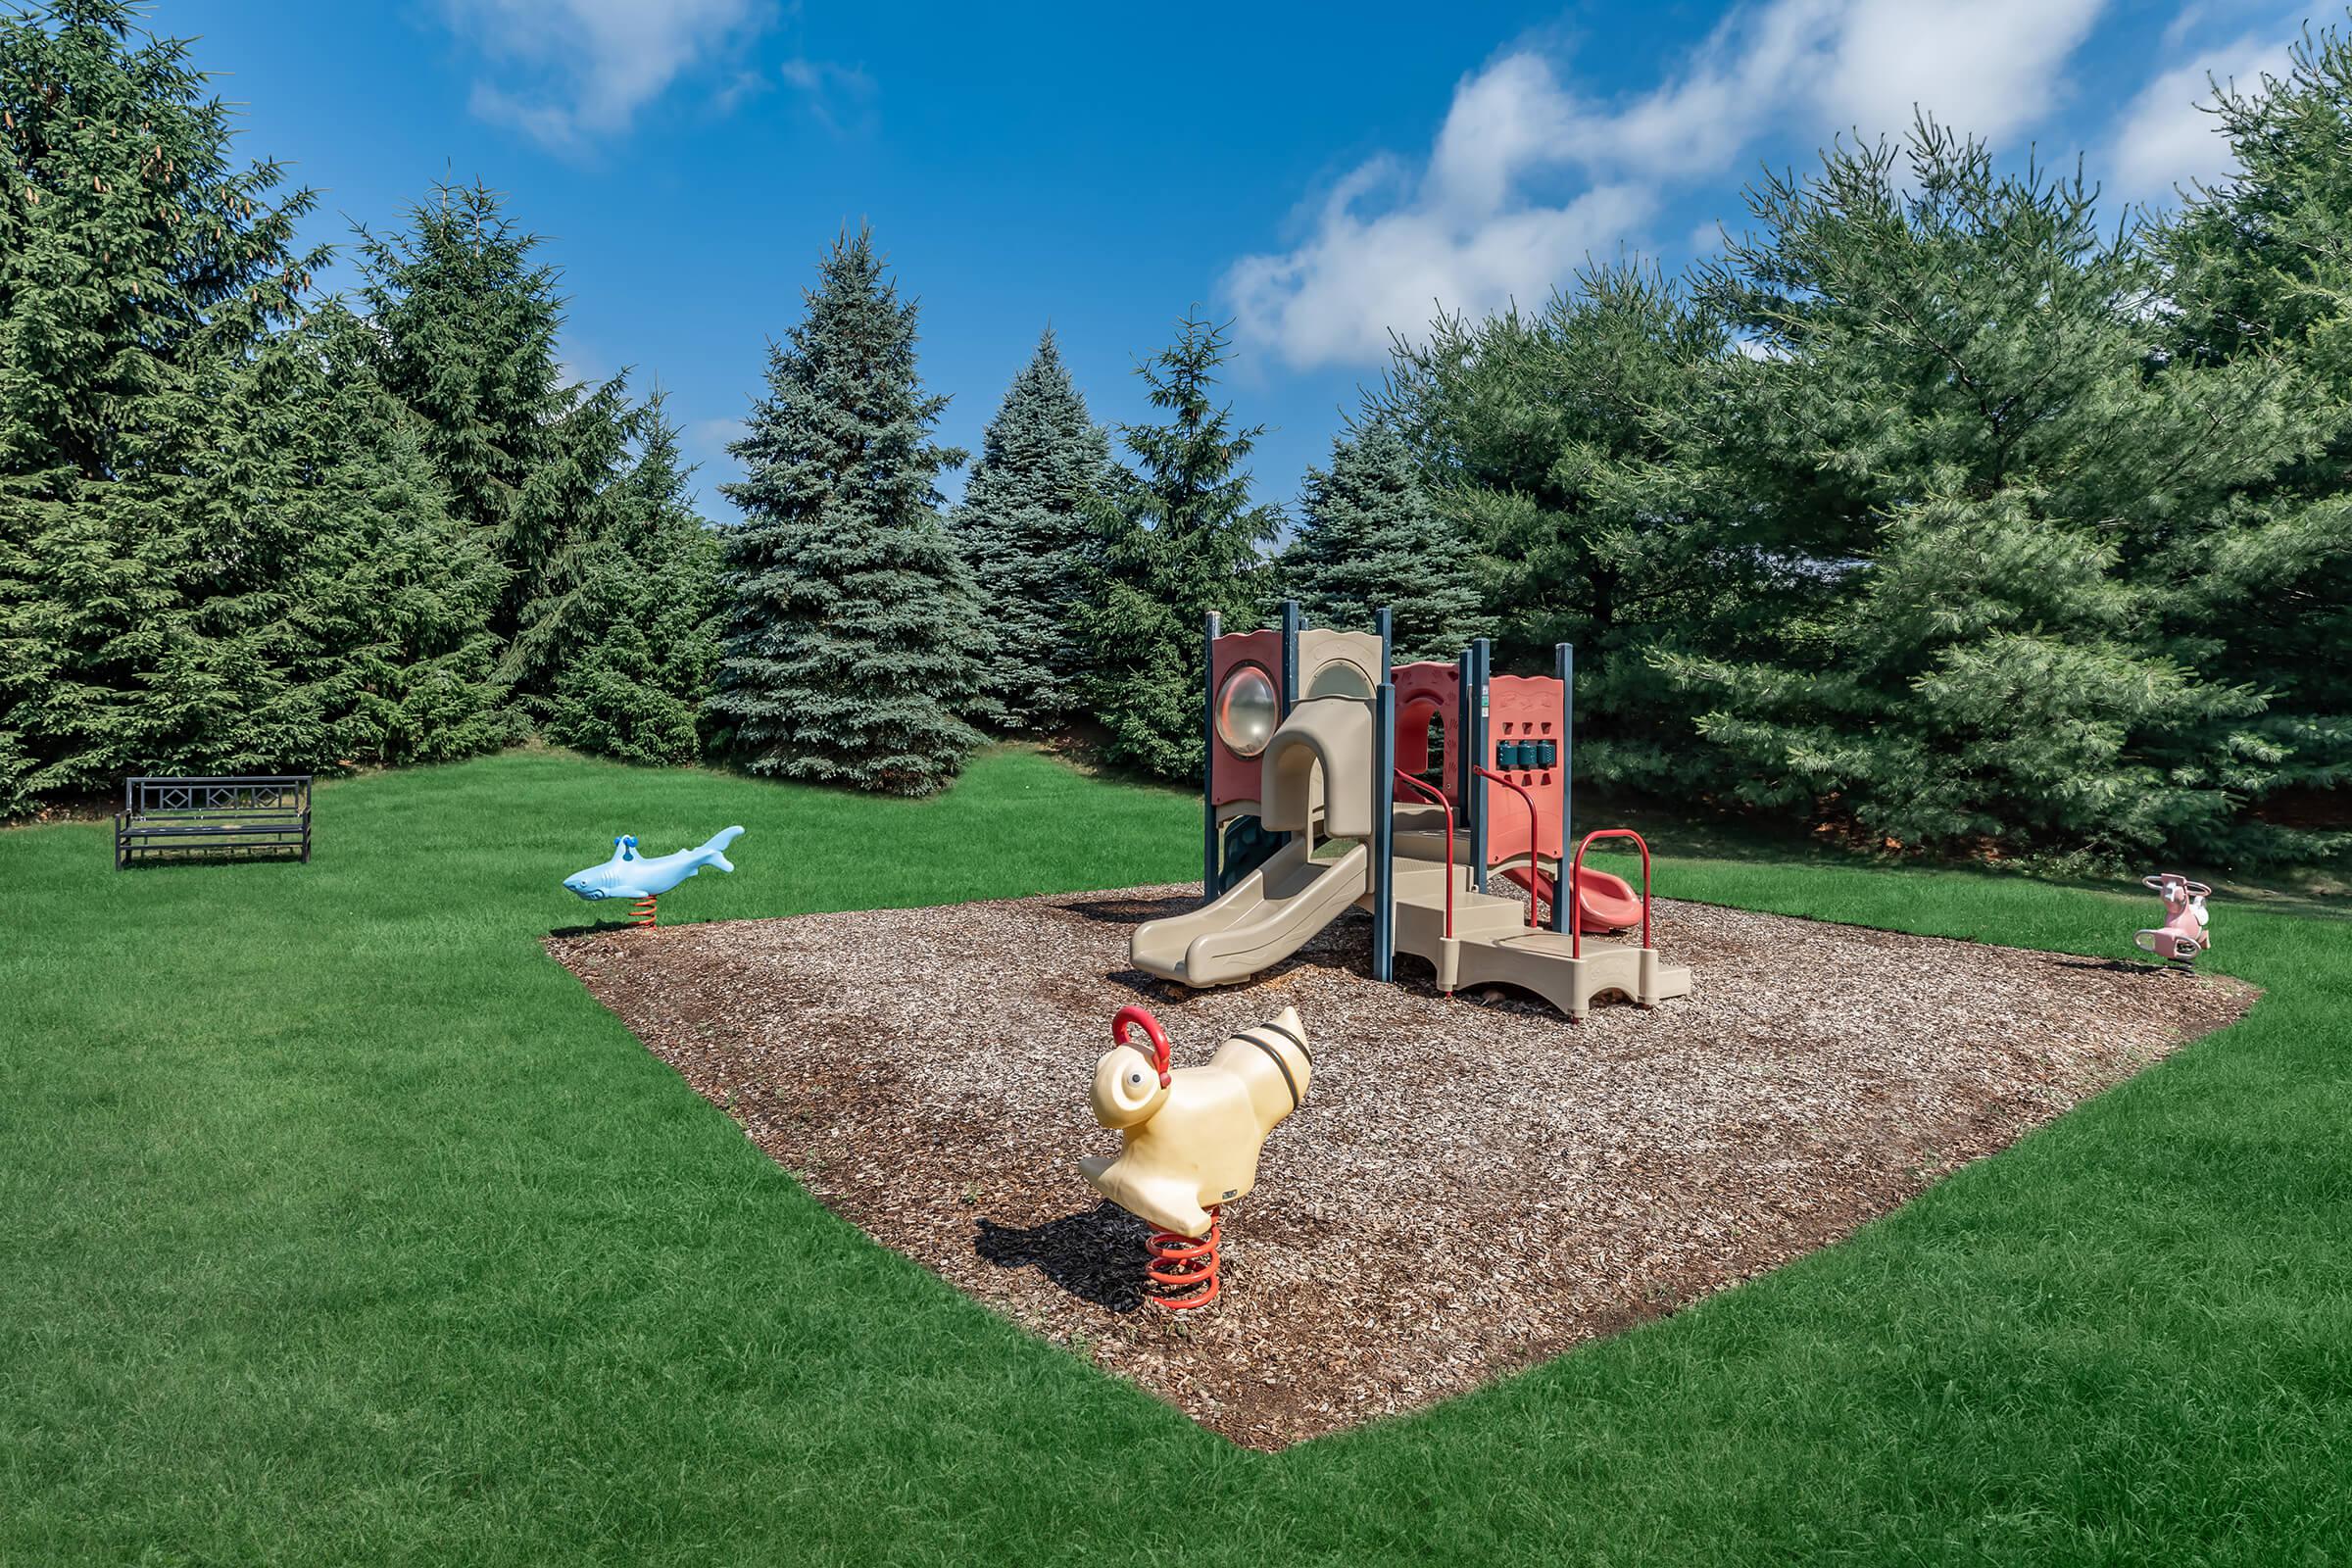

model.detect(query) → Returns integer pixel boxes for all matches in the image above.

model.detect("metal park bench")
[114,775,313,869]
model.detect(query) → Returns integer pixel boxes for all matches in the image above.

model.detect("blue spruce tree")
[950,329,1107,730]
[1284,419,1491,662]
[708,227,989,795]
[1075,312,1280,778]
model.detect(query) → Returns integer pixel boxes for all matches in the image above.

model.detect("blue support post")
[1372,607,1396,982]
[1201,611,1221,898]
[1454,646,1474,862]
[1553,642,1574,933]
[1275,599,1302,855]
[1470,637,1492,893]
[1371,680,1396,983]
[1279,599,1301,718]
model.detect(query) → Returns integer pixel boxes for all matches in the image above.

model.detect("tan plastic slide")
[1130,838,1371,987]
[1132,692,1381,989]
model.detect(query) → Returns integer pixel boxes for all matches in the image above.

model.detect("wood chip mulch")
[546,885,2256,1450]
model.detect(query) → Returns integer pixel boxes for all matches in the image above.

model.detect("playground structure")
[562,826,745,926]
[1131,604,1690,1020]
[2135,872,2214,965]
[1078,1004,1314,1309]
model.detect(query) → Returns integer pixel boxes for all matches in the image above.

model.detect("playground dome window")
[1302,661,1373,703]
[1216,665,1279,757]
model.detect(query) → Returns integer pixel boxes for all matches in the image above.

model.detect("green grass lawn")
[3,746,2345,1565]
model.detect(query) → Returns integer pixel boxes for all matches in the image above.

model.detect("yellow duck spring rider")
[1080,1004,1313,1309]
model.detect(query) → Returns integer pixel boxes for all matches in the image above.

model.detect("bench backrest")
[124,775,311,819]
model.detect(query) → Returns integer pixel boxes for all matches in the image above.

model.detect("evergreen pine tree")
[1282,418,1490,662]
[1374,266,1764,790]
[0,0,327,809]
[549,393,723,765]
[949,328,1107,730]
[707,226,988,795]
[1661,124,2296,861]
[351,181,637,710]
[2151,25,2352,804]
[121,303,512,775]
[351,182,560,557]
[298,308,514,766]
[498,374,639,700]
[1075,312,1280,778]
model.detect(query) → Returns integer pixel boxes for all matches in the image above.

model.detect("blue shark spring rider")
[563,826,744,926]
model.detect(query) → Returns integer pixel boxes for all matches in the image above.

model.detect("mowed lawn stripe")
[2,747,2342,1565]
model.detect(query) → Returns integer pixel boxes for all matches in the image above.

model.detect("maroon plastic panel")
[1207,628,1283,807]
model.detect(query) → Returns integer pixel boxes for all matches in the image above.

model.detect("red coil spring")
[1146,1205,1220,1310]
[630,895,658,927]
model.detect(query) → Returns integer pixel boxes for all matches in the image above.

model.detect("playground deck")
[550,885,2254,1450]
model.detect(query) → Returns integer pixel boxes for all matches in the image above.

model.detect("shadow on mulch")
[1054,893,1198,925]
[2048,956,2194,976]
[974,1202,1152,1313]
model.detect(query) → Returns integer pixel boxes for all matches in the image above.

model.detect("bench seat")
[115,776,312,868]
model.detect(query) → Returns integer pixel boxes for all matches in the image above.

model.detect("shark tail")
[698,825,746,873]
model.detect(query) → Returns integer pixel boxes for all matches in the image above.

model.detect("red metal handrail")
[1473,765,1543,929]
[1568,828,1652,958]
[1391,770,1453,939]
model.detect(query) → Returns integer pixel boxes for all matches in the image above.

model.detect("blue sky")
[171,0,2313,519]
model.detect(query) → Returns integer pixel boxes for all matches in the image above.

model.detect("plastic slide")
[1498,862,1643,933]
[1131,839,1372,987]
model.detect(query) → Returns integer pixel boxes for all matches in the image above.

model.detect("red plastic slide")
[1498,863,1644,934]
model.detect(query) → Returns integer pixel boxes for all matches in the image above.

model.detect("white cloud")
[1425,53,1584,215]
[1225,54,1655,370]
[1226,0,2109,369]
[442,0,776,150]
[1228,177,1653,371]
[2161,2,2228,51]
[778,56,877,134]
[1597,0,1841,178]
[556,345,615,391]
[2108,32,2291,202]
[687,416,748,452]
[1815,0,2104,147]
[1595,0,2105,172]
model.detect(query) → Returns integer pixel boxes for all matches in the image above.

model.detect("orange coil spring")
[1146,1205,1220,1310]
[630,895,658,927]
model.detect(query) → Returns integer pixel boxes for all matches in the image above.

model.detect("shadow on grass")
[547,918,673,939]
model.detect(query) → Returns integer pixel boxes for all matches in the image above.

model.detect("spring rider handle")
[1111,1004,1173,1088]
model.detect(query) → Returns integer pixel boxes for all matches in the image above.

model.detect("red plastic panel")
[1484,674,1564,867]
[1391,661,1460,795]
[1207,629,1283,807]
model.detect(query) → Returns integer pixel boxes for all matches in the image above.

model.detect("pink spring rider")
[2134,872,2212,965]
